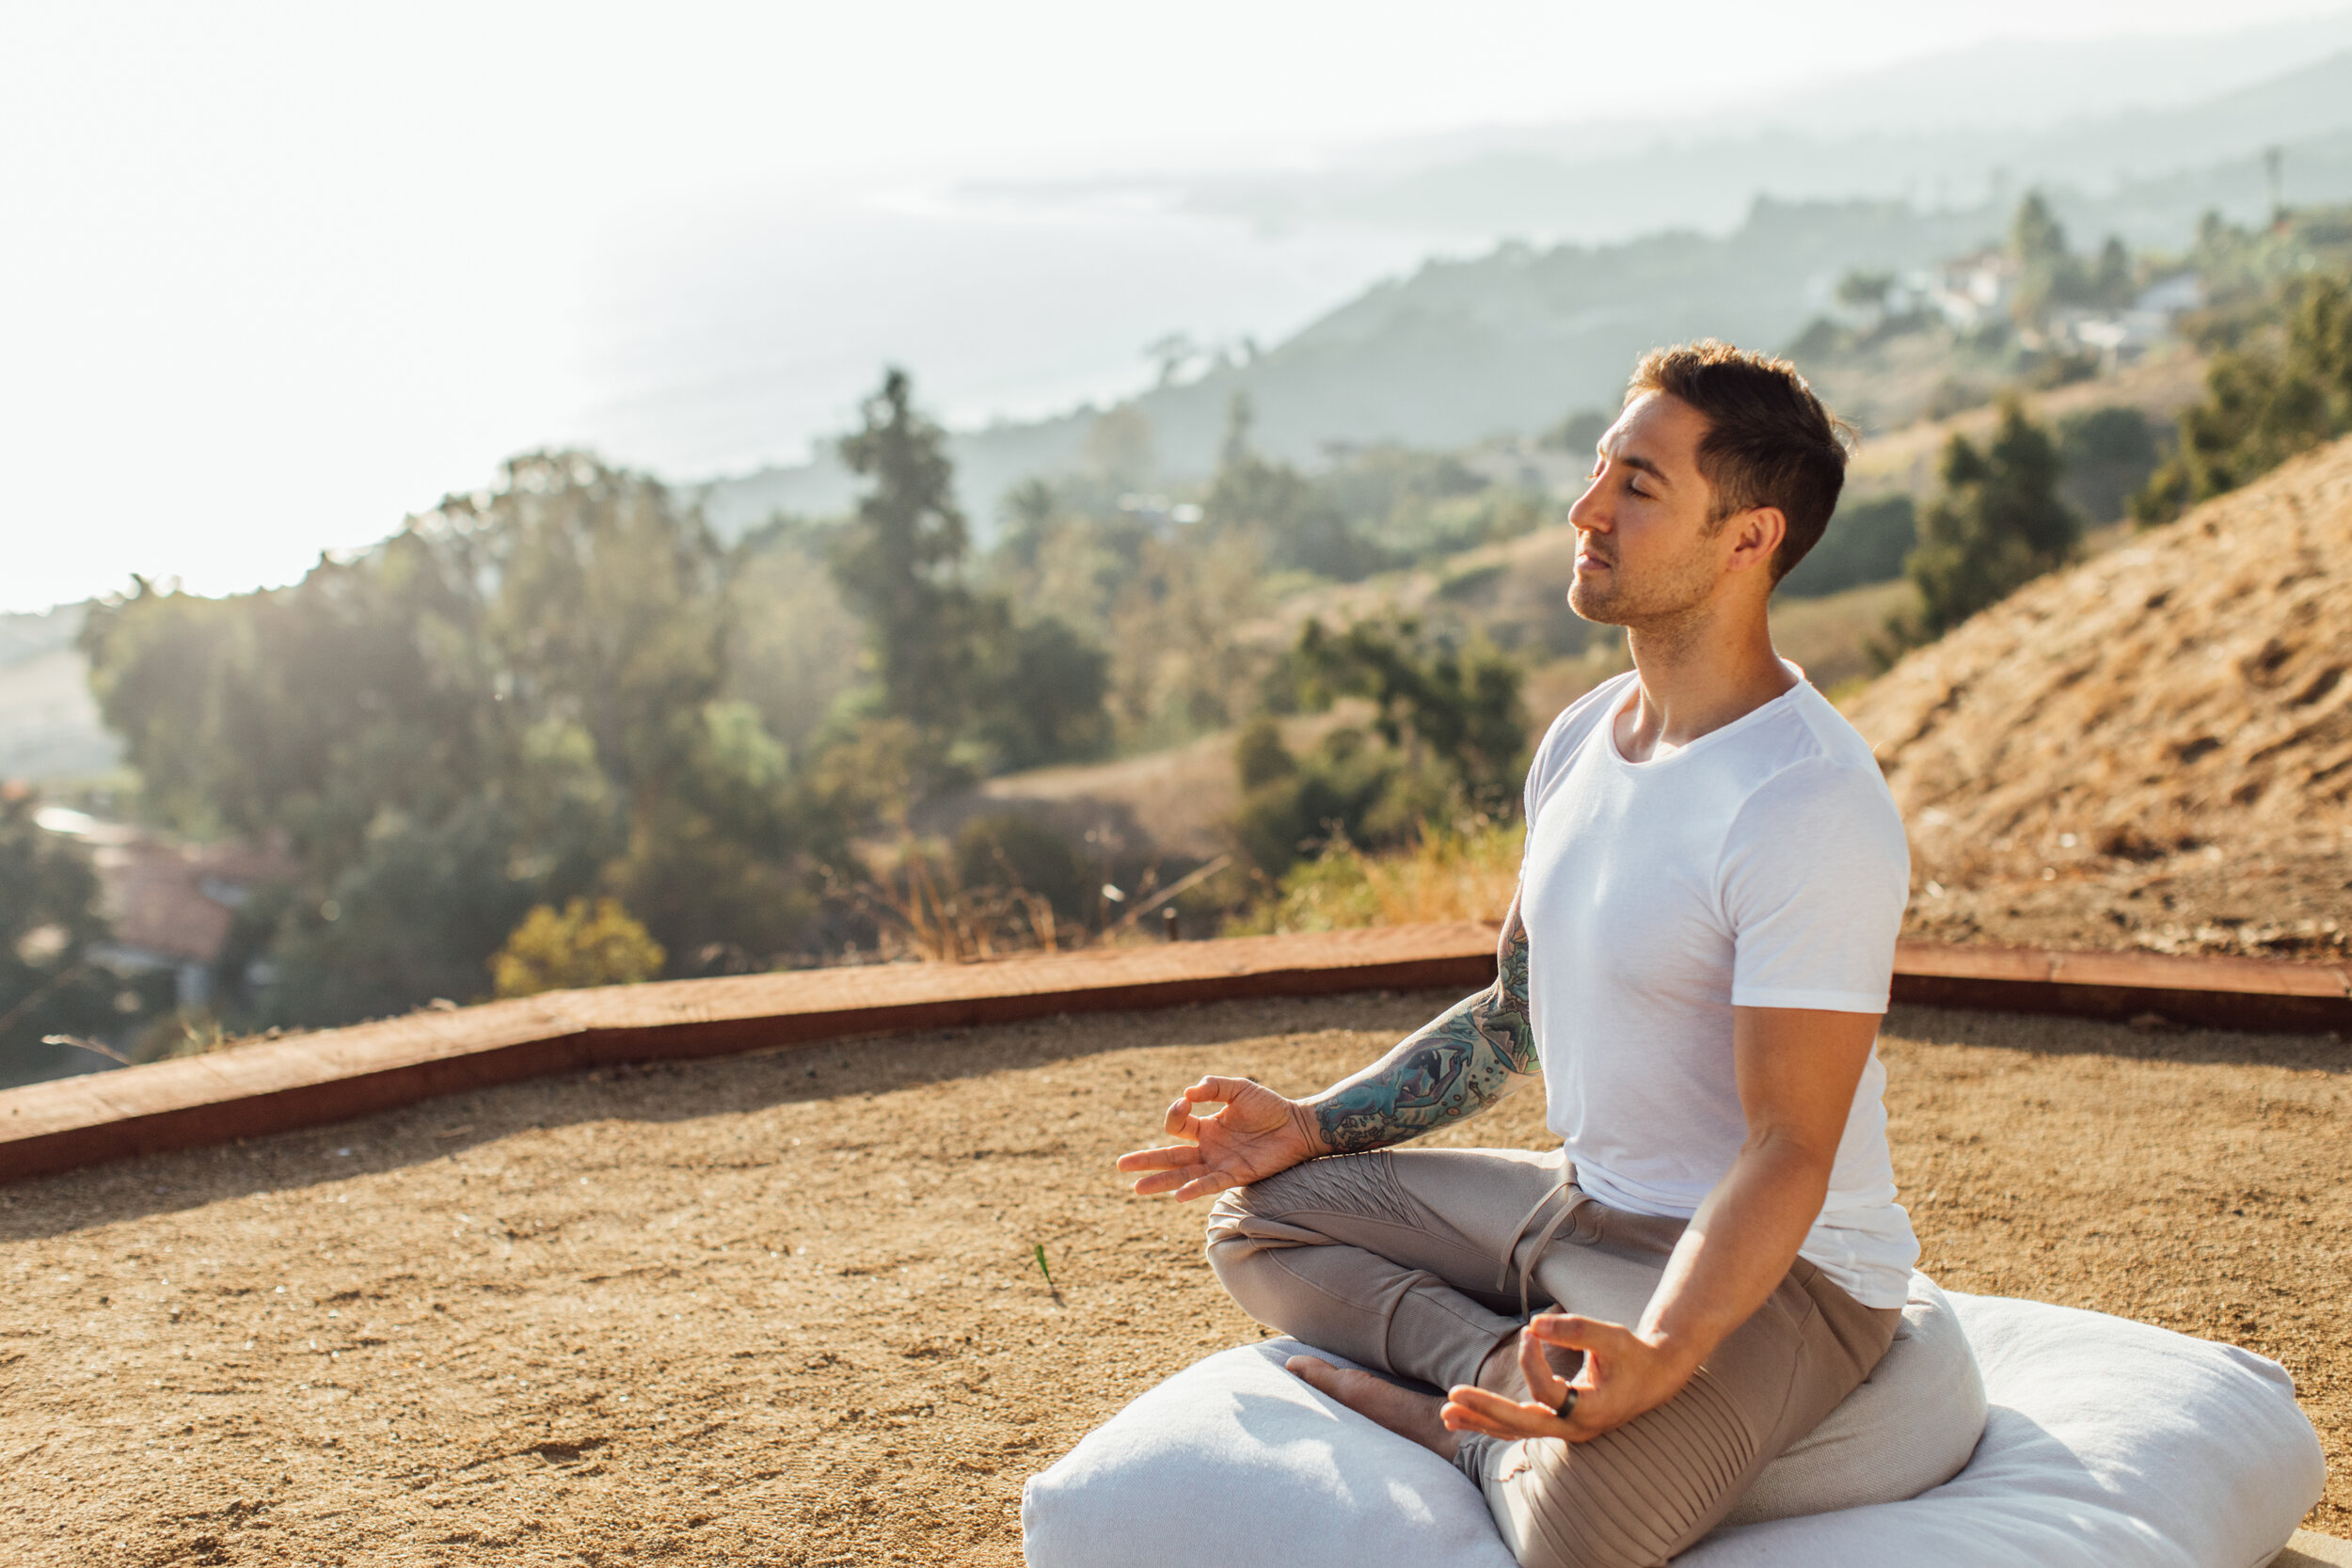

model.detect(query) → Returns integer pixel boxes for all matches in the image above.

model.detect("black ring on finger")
[1553,1386,1578,1419]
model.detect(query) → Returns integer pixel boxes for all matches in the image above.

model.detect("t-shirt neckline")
[1604,661,1806,769]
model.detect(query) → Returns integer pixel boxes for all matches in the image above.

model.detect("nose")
[1568,472,1611,534]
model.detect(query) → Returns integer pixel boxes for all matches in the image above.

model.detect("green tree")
[2006,191,2112,329]
[82,452,813,1025]
[2010,192,2069,268]
[1779,493,1916,598]
[2057,405,2161,524]
[830,370,1112,778]
[1294,616,1527,815]
[1230,725,1404,878]
[1875,398,2080,662]
[967,610,1113,770]
[2133,274,2352,523]
[830,369,977,737]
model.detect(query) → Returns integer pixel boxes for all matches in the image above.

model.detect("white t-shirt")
[1519,666,1919,1308]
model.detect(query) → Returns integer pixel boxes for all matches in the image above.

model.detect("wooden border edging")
[2,927,2346,1185]
[0,924,1501,1184]
[1892,941,2352,1035]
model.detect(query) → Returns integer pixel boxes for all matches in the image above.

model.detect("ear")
[1723,506,1787,578]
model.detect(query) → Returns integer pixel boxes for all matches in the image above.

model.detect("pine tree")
[1875,397,2079,664]
[830,369,978,736]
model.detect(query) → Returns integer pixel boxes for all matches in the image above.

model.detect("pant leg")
[1204,1146,1571,1393]
[1462,1197,1902,1568]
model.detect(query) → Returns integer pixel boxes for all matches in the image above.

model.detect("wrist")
[1289,1096,1332,1159]
[1633,1325,1709,1384]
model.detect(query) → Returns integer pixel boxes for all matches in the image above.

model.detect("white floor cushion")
[1022,1289,2325,1568]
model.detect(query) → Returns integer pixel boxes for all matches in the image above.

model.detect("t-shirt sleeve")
[1717,759,1910,1014]
[1523,673,1629,832]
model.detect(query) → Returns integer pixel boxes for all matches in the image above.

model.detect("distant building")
[2048,274,2206,371]
[34,807,293,1008]
[1926,250,2021,330]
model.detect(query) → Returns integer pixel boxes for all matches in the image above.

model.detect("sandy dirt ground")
[3,992,2345,1564]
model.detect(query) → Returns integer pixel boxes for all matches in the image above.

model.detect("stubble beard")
[1567,534,1722,644]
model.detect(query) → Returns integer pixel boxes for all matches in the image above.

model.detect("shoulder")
[1720,689,1907,871]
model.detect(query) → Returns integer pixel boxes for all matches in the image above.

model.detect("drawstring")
[1495,1162,1589,1320]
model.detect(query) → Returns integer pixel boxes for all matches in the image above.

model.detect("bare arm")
[1115,893,1538,1199]
[1443,1005,1880,1442]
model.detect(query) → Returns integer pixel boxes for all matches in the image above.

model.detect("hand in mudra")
[1114,1075,1323,1201]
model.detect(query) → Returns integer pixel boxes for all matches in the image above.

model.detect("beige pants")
[1205,1146,1899,1568]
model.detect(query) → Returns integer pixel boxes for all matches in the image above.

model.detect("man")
[1116,341,1919,1568]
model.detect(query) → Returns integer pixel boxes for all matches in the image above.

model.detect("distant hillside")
[1843,432,2352,961]
[701,59,2352,538]
[1197,53,2352,243]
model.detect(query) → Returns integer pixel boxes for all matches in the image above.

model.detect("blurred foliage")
[72,372,1134,1028]
[1294,617,1526,817]
[1779,493,1917,599]
[0,787,125,1085]
[2055,405,2163,525]
[1232,617,1526,879]
[2007,193,2137,330]
[832,370,1112,781]
[80,451,818,1025]
[1206,395,1389,582]
[491,897,665,999]
[1874,396,2079,665]
[2133,271,2352,525]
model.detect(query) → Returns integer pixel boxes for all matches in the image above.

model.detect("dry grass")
[1232,820,1524,934]
[1844,431,2352,959]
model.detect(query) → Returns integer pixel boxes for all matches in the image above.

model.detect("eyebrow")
[1611,450,1673,487]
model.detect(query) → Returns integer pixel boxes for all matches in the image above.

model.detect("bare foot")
[1286,1355,1461,1461]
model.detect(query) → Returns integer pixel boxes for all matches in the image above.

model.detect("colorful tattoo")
[1313,894,1538,1154]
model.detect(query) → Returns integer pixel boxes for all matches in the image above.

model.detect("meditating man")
[1117,341,1918,1568]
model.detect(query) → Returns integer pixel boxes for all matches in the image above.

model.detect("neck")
[1616,594,1794,762]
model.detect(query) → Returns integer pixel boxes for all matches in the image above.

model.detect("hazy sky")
[5,0,2349,612]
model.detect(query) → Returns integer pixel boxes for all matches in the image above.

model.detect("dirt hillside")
[1844,433,2352,960]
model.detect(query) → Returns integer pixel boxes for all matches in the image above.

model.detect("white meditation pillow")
[1022,1282,2325,1568]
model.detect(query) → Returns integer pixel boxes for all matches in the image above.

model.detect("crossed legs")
[1205,1148,1898,1568]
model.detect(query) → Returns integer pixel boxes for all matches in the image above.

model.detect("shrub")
[491,898,665,999]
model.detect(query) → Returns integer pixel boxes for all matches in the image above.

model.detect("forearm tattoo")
[1313,895,1538,1155]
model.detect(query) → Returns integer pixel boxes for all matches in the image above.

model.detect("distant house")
[1926,250,2021,330]
[34,807,294,1008]
[2050,273,2206,371]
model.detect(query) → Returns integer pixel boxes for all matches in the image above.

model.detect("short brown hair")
[1627,340,1852,582]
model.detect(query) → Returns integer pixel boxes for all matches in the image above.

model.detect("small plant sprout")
[1031,1243,1054,1288]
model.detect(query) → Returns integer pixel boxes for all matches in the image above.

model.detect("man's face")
[1565,391,1729,628]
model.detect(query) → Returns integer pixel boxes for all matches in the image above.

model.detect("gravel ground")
[2,993,2344,1563]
